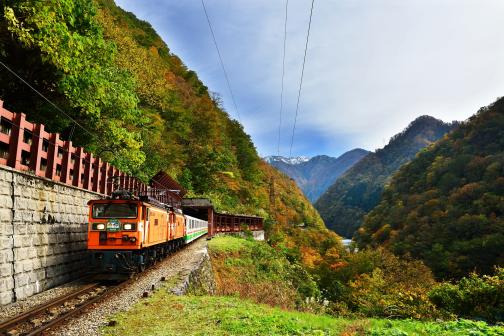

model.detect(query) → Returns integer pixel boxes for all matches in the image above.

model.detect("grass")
[207,235,256,253]
[101,292,504,336]
[208,235,304,309]
[102,293,351,336]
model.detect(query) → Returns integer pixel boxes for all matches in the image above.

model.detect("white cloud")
[116,0,504,156]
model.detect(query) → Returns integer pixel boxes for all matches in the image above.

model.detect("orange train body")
[86,199,207,276]
[87,199,184,250]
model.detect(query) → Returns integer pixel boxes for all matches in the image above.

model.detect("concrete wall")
[0,165,102,305]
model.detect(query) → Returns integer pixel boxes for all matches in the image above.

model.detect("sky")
[115,0,504,158]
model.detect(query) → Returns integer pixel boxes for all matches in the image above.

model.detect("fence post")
[100,162,108,194]
[93,157,100,192]
[31,123,44,176]
[74,147,84,188]
[83,152,92,191]
[7,113,24,170]
[46,133,59,179]
[61,140,72,185]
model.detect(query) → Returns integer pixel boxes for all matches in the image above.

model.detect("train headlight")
[122,223,136,230]
[92,223,106,230]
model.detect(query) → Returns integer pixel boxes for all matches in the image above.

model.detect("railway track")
[0,278,132,336]
[0,244,189,336]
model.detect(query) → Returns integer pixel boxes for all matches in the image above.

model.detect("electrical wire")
[200,0,242,122]
[277,0,289,157]
[0,62,170,194]
[289,0,315,158]
[0,61,95,139]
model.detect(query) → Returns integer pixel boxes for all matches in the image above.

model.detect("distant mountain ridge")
[315,115,459,238]
[264,149,370,202]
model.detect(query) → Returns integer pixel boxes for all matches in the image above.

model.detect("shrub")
[429,267,504,323]
[324,249,441,319]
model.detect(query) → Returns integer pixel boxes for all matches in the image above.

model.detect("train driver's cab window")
[92,203,137,218]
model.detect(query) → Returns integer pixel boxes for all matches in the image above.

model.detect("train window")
[92,203,138,218]
[145,208,150,221]
[155,218,159,226]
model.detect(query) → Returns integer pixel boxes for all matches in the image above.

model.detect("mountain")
[0,0,342,266]
[357,98,504,279]
[315,116,458,238]
[264,149,369,202]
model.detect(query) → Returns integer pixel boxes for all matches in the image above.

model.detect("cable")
[277,0,289,157]
[2,35,211,200]
[200,0,242,122]
[3,109,174,198]
[289,0,315,158]
[0,61,95,139]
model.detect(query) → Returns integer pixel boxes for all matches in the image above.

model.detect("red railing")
[213,213,263,235]
[0,100,147,196]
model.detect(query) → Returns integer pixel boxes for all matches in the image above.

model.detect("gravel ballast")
[47,238,208,336]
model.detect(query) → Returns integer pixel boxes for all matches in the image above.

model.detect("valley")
[0,0,503,335]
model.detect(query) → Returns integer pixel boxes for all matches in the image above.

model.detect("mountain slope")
[0,0,341,267]
[357,98,504,278]
[265,149,369,202]
[316,116,458,238]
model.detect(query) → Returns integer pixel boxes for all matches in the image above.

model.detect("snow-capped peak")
[263,155,310,165]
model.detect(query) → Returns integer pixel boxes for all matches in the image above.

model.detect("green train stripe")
[184,229,208,242]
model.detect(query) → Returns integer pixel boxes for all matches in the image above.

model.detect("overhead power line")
[277,0,289,157]
[289,0,315,158]
[0,60,95,139]
[200,0,242,123]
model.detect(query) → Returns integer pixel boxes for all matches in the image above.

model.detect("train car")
[184,215,208,243]
[87,193,207,277]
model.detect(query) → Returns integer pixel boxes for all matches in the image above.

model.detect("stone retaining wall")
[170,245,216,296]
[0,165,102,305]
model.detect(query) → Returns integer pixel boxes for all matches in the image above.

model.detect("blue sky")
[115,0,504,158]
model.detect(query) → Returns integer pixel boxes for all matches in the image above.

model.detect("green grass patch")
[208,235,256,253]
[102,293,351,336]
[101,293,504,336]
[367,319,504,336]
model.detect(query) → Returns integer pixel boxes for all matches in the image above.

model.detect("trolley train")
[87,190,207,277]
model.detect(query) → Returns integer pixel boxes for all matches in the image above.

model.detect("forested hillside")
[316,116,458,238]
[357,98,504,279]
[265,149,369,202]
[0,0,337,262]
